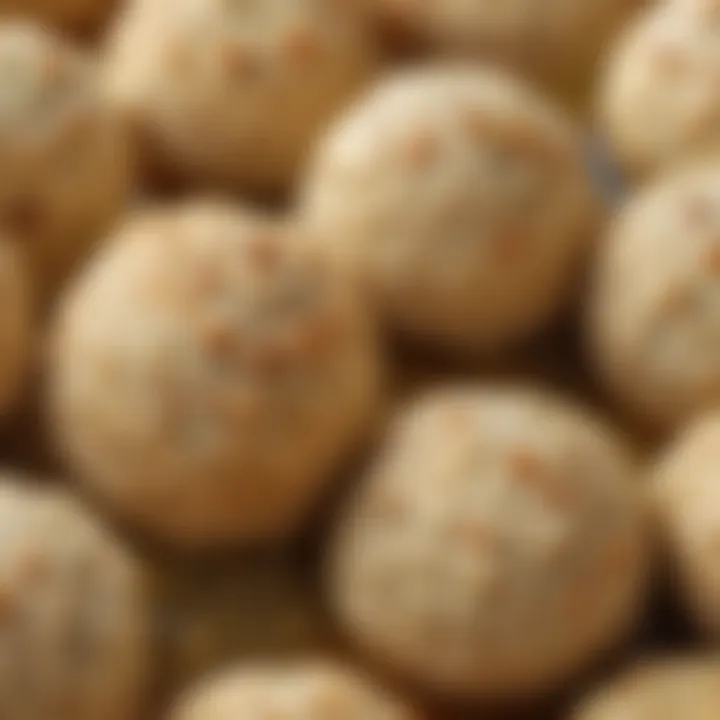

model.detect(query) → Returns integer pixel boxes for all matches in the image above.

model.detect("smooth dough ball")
[301,66,598,353]
[599,0,720,180]
[360,0,641,106]
[0,23,132,295]
[0,237,33,417]
[329,386,648,699]
[105,0,377,193]
[653,413,720,636]
[574,657,720,720]
[589,164,720,431]
[0,476,150,720]
[172,662,416,720]
[50,201,383,548]
[0,0,118,34]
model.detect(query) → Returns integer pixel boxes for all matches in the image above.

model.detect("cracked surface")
[599,0,720,179]
[302,66,597,353]
[50,201,383,547]
[589,165,720,431]
[330,386,648,699]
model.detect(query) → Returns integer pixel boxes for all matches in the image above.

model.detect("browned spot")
[202,320,240,360]
[661,284,691,315]
[247,232,281,270]
[247,338,289,373]
[510,448,545,482]
[223,42,263,79]
[18,551,49,586]
[192,264,221,299]
[705,244,720,274]
[454,521,495,551]
[541,480,578,511]
[402,129,437,169]
[462,106,496,138]
[282,26,322,65]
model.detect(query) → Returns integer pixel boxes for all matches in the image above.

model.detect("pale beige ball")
[0,22,132,296]
[0,476,150,720]
[330,386,648,699]
[653,412,720,636]
[574,657,720,720]
[302,66,597,354]
[105,0,377,193]
[50,201,383,548]
[599,0,720,180]
[171,662,417,720]
[589,164,720,431]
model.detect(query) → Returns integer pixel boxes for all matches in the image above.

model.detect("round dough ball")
[0,476,150,720]
[0,23,132,295]
[105,0,377,193]
[599,0,720,180]
[171,662,417,720]
[329,386,648,699]
[0,0,118,34]
[360,0,641,107]
[653,413,720,636]
[301,66,598,354]
[50,201,383,548]
[589,164,720,431]
[574,657,720,720]
[0,236,33,417]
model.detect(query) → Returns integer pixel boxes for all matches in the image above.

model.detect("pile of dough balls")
[50,201,382,547]
[171,662,417,720]
[301,66,597,354]
[359,0,641,106]
[653,412,720,636]
[0,22,131,295]
[330,387,648,698]
[4,1,720,720]
[105,0,377,193]
[599,0,720,180]
[574,657,720,720]
[589,164,720,431]
[0,476,149,720]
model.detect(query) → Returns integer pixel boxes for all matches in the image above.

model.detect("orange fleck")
[511,448,545,481]
[402,129,437,169]
[282,26,321,64]
[247,233,281,270]
[202,321,239,359]
[706,244,720,274]
[223,43,262,79]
